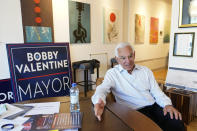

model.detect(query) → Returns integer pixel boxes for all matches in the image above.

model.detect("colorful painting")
[150,17,159,44]
[135,14,145,44]
[69,1,91,44]
[25,26,52,43]
[20,0,54,43]
[104,8,120,43]
[6,43,72,102]
[163,20,171,43]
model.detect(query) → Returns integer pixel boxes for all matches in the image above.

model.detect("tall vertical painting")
[135,14,145,44]
[103,8,120,44]
[149,17,159,44]
[69,1,91,44]
[20,0,54,43]
[163,20,171,43]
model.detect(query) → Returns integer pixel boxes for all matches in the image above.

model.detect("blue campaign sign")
[6,43,72,102]
[0,79,14,104]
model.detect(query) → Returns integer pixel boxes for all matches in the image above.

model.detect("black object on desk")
[1,124,14,131]
[72,59,100,97]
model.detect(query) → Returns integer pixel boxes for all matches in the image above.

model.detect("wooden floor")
[80,68,197,131]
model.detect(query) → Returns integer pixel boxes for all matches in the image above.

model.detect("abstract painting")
[20,0,54,43]
[163,20,171,43]
[135,14,145,44]
[25,26,52,43]
[104,8,120,43]
[69,1,91,44]
[150,17,159,44]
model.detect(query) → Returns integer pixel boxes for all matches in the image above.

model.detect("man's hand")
[94,98,105,121]
[163,105,182,120]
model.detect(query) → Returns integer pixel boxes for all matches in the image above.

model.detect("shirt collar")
[116,64,141,73]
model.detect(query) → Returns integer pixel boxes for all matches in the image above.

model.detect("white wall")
[168,0,197,70]
[52,0,123,63]
[128,0,172,62]
[0,0,24,43]
[165,0,197,91]
[0,0,171,80]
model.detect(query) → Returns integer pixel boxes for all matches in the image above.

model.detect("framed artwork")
[173,32,195,57]
[69,1,91,44]
[135,14,145,44]
[20,0,54,43]
[179,0,197,27]
[149,17,159,44]
[103,8,120,43]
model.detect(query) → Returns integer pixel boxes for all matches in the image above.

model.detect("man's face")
[116,46,135,72]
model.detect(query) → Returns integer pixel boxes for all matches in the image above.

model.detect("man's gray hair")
[115,42,135,57]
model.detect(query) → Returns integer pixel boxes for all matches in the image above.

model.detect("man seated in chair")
[91,42,184,131]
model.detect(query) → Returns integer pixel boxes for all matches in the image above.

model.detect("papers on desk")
[0,102,60,119]
[22,112,82,131]
[63,129,78,131]
[0,102,61,131]
[24,102,60,116]
[0,103,23,119]
[0,116,29,131]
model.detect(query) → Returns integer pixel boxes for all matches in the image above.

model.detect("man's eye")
[129,55,132,58]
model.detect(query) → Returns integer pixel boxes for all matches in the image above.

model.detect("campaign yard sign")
[0,79,14,103]
[6,43,72,102]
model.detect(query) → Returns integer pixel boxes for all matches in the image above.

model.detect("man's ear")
[115,56,119,63]
[133,51,135,59]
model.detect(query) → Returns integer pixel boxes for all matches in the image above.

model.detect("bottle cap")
[72,83,77,87]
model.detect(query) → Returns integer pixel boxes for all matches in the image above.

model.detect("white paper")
[0,104,23,119]
[166,68,197,92]
[0,117,29,131]
[24,102,60,116]
[175,34,193,56]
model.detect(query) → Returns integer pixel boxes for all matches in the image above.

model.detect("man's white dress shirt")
[91,64,172,109]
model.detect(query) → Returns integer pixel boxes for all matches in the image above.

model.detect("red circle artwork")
[110,12,116,22]
[35,17,42,23]
[34,0,40,4]
[34,6,41,13]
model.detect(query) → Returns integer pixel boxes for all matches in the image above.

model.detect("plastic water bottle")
[70,83,80,112]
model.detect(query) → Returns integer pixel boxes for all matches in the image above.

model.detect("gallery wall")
[0,0,171,80]
[127,0,172,69]
[166,0,197,91]
[168,0,197,69]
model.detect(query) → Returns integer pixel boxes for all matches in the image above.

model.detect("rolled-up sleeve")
[91,70,115,105]
[147,69,172,108]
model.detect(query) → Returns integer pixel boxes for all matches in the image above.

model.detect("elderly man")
[91,42,184,131]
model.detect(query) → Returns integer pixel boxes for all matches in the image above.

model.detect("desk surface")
[106,102,162,131]
[61,98,132,131]
[60,97,161,131]
[20,97,162,131]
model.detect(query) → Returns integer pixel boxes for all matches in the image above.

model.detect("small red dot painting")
[110,12,116,22]
[35,17,42,23]
[34,6,41,13]
[34,0,40,4]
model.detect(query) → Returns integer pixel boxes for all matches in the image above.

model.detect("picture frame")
[173,32,195,57]
[179,0,197,27]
